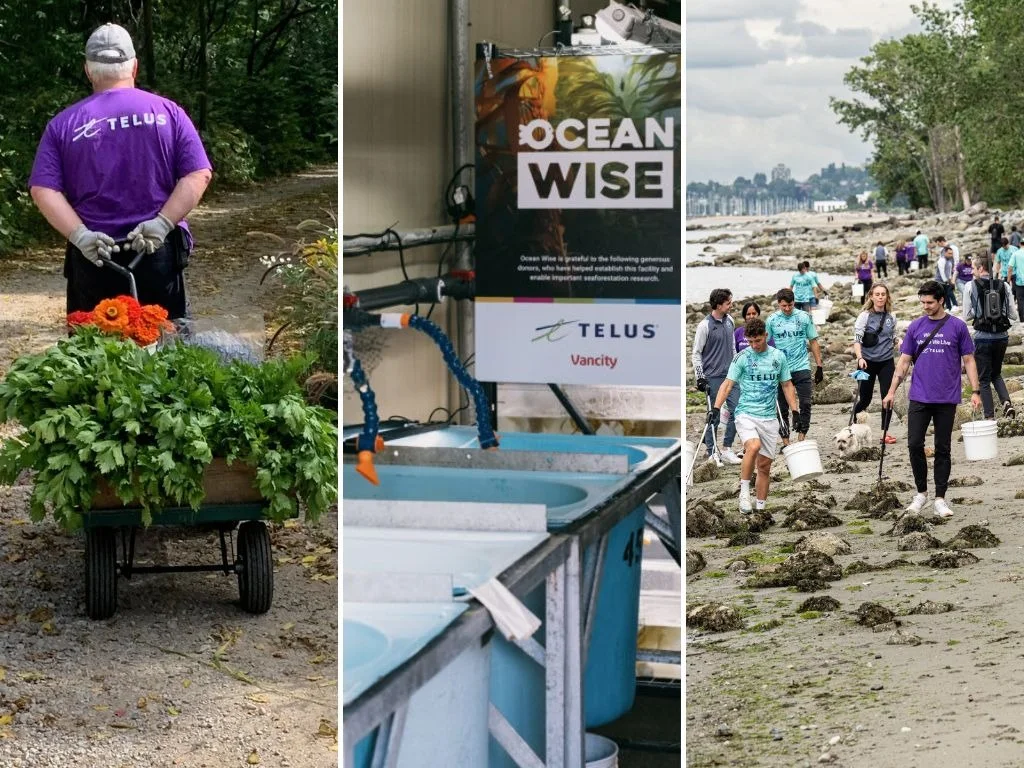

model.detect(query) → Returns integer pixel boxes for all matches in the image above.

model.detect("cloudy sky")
[686,0,956,184]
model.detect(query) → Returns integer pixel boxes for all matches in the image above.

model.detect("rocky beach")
[686,206,1024,767]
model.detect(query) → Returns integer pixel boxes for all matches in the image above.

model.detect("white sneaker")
[720,448,742,465]
[739,487,753,514]
[933,498,954,518]
[906,493,928,514]
[710,452,724,468]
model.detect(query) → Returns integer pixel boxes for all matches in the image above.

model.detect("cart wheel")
[85,527,118,620]
[237,521,273,614]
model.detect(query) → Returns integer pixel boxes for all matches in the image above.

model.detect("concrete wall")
[342,0,560,426]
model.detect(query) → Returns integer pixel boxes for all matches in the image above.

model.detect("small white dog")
[834,412,873,457]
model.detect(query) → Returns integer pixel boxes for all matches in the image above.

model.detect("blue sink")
[344,527,549,596]
[342,464,628,530]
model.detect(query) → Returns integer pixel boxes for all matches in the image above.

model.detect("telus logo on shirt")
[72,113,168,142]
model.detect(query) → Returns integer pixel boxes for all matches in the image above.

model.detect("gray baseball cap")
[85,24,136,63]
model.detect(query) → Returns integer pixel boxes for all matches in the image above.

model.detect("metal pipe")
[451,0,474,424]
[547,384,594,434]
[342,223,474,256]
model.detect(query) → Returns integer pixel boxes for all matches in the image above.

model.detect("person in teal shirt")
[790,261,825,311]
[766,288,824,443]
[1006,245,1024,323]
[712,317,800,513]
[913,230,930,271]
[995,237,1014,280]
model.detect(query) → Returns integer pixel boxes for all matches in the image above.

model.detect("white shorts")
[735,413,780,459]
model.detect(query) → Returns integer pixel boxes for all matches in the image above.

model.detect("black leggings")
[777,368,813,435]
[876,261,888,278]
[907,401,956,499]
[1014,284,1024,322]
[853,358,895,427]
[975,339,1010,418]
[859,277,873,296]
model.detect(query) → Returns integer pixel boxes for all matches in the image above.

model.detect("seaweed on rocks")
[943,525,1000,550]
[923,550,980,568]
[794,532,852,557]
[888,513,932,537]
[782,493,841,531]
[897,532,942,551]
[824,458,856,474]
[845,446,883,462]
[907,600,955,615]
[745,550,842,589]
[686,549,706,577]
[727,531,761,547]
[686,602,744,633]
[947,476,983,488]
[846,486,903,519]
[854,602,896,627]
[687,499,727,538]
[692,460,720,484]
[798,596,841,613]
[745,509,775,533]
[844,559,876,576]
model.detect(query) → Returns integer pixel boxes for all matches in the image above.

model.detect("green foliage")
[0,0,337,251]
[0,327,338,528]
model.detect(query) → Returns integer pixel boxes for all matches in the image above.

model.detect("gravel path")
[0,167,339,767]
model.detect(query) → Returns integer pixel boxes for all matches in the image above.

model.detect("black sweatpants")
[917,254,929,271]
[975,339,1010,418]
[1014,284,1024,322]
[907,400,957,499]
[853,358,895,427]
[778,368,813,435]
[65,232,189,319]
[897,260,909,276]
[876,261,888,278]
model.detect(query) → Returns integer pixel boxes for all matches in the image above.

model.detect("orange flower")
[67,311,94,326]
[132,324,161,345]
[114,295,143,325]
[139,304,169,327]
[92,298,131,335]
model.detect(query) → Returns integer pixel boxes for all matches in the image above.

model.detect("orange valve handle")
[356,450,380,486]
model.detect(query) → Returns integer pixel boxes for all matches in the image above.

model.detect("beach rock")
[907,600,955,615]
[845,446,882,462]
[897,532,942,551]
[923,549,980,568]
[727,531,761,547]
[888,513,932,537]
[1004,452,1024,466]
[966,201,988,215]
[999,421,1024,439]
[855,602,896,627]
[887,629,922,646]
[824,458,856,474]
[881,557,915,569]
[798,596,841,613]
[686,549,706,576]
[947,475,983,488]
[814,381,855,405]
[692,459,720,484]
[686,602,744,633]
[943,525,1000,549]
[783,507,843,532]
[687,499,727,538]
[745,550,842,589]
[745,509,776,533]
[844,559,876,576]
[795,532,852,557]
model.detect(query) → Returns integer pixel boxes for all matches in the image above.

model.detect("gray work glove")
[126,213,174,254]
[69,224,116,267]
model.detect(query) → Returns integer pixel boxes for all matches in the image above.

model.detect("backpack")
[972,277,1012,333]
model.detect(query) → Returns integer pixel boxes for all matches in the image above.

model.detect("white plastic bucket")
[909,260,919,272]
[852,283,865,299]
[782,440,824,481]
[961,420,998,461]
[585,733,619,768]
[684,440,696,486]
[811,298,833,326]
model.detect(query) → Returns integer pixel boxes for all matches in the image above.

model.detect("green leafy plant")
[0,328,337,529]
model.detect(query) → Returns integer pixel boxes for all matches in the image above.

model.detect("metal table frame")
[342,448,680,768]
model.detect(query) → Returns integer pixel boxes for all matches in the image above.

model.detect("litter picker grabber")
[98,250,146,301]
[878,406,894,486]
[686,392,721,485]
[776,398,791,441]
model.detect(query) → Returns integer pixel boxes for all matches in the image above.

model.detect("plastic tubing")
[349,358,383,484]
[395,314,499,450]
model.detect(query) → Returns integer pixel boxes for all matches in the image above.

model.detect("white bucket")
[909,260,919,272]
[782,440,824,481]
[961,420,998,461]
[684,440,696,486]
[811,298,833,326]
[852,283,865,299]
[585,733,619,768]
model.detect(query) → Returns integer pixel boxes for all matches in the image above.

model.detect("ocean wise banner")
[474,50,680,386]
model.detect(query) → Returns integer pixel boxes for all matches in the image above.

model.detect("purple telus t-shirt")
[29,88,211,241]
[856,260,874,280]
[901,314,975,404]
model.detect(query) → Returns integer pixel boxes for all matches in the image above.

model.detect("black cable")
[538,29,558,46]
[427,218,461,321]
[427,406,452,423]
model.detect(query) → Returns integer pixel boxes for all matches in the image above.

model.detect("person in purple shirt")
[882,280,982,519]
[29,24,213,320]
[854,250,874,297]
[734,302,776,353]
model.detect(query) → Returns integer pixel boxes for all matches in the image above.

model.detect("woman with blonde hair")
[853,282,899,443]
[854,250,874,297]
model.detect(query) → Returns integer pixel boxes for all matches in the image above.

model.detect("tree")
[753,172,767,188]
